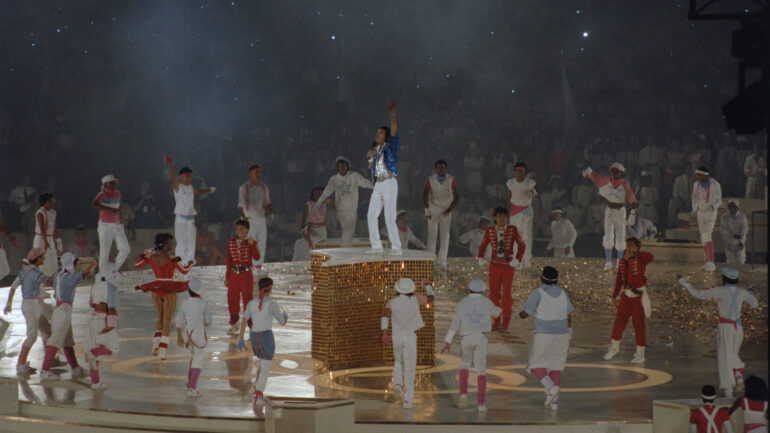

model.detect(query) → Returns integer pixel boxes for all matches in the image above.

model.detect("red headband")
[258,284,273,311]
[249,167,260,175]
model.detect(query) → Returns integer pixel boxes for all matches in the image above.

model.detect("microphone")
[371,141,377,148]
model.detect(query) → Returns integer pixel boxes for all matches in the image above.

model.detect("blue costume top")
[370,135,400,181]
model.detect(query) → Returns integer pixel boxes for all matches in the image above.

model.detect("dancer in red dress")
[135,233,192,359]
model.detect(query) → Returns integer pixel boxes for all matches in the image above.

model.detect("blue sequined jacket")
[370,135,400,181]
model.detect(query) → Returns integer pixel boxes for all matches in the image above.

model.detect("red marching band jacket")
[613,251,654,297]
[477,225,526,264]
[225,238,260,280]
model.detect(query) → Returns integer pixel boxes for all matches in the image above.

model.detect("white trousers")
[367,178,400,250]
[725,243,746,264]
[603,207,627,251]
[717,322,744,391]
[21,299,41,347]
[254,358,272,392]
[85,314,120,356]
[174,216,197,264]
[32,235,57,277]
[337,210,357,248]
[392,331,417,402]
[460,333,488,375]
[48,303,75,348]
[186,328,207,369]
[98,221,130,271]
[697,210,717,243]
[509,211,533,264]
[0,248,9,281]
[427,207,451,267]
[245,212,267,267]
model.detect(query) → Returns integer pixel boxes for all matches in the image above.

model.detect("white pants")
[174,216,196,264]
[245,211,267,267]
[509,211,533,264]
[98,221,130,271]
[460,333,488,375]
[48,303,75,348]
[185,328,207,369]
[0,248,9,281]
[254,358,272,392]
[427,207,451,267]
[717,322,744,391]
[337,210,357,248]
[85,313,120,356]
[603,207,627,251]
[725,243,746,264]
[553,247,574,258]
[697,210,717,243]
[367,178,400,250]
[307,225,327,247]
[392,331,417,402]
[21,299,41,347]
[33,235,57,277]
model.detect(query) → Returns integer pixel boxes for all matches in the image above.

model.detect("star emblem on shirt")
[467,308,484,325]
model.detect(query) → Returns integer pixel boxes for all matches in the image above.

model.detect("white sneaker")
[158,347,167,360]
[458,394,468,408]
[16,363,36,375]
[603,347,619,360]
[403,401,415,409]
[630,352,645,364]
[187,388,201,398]
[549,401,559,411]
[40,370,60,381]
[388,249,403,256]
[478,403,488,412]
[545,386,560,407]
[71,366,88,378]
[91,381,106,390]
[604,261,614,270]
[365,248,384,255]
[702,262,716,272]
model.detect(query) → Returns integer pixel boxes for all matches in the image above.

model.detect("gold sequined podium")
[311,248,436,370]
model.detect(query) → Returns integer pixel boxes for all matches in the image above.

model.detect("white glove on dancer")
[582,167,593,177]
[477,257,484,267]
[508,258,519,269]
[208,186,217,194]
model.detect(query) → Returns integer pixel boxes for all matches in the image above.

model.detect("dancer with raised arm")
[366,100,401,254]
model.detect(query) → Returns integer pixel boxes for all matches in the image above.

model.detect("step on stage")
[0,253,766,431]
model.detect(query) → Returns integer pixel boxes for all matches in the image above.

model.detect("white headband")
[695,169,709,176]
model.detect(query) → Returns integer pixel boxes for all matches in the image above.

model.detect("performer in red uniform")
[225,219,260,334]
[604,236,654,363]
[689,384,733,433]
[135,233,192,359]
[477,206,525,330]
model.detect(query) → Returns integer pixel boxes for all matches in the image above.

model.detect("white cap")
[188,278,205,297]
[395,278,415,294]
[721,267,739,280]
[727,198,739,207]
[335,156,350,166]
[551,208,564,214]
[101,174,118,184]
[468,278,486,293]
[60,252,76,272]
[609,162,626,173]
[396,209,407,217]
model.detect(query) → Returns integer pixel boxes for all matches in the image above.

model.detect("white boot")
[603,340,620,360]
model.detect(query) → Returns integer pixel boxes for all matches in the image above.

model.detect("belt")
[607,203,624,209]
[177,214,195,220]
[718,316,738,329]
[230,266,250,274]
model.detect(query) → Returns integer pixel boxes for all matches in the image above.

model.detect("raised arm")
[387,100,397,136]
[165,154,179,193]
[677,277,717,300]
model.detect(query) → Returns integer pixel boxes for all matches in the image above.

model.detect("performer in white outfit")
[678,267,759,397]
[381,278,435,409]
[743,143,766,199]
[0,210,18,293]
[517,266,574,410]
[84,264,120,389]
[366,100,401,254]
[691,166,722,272]
[238,277,288,406]
[165,155,216,266]
[583,163,638,270]
[547,208,577,258]
[33,193,62,277]
[381,210,427,250]
[720,199,748,265]
[440,278,501,412]
[238,164,274,273]
[506,162,539,268]
[422,159,459,269]
[459,216,492,258]
[93,174,130,271]
[315,156,373,247]
[175,278,212,397]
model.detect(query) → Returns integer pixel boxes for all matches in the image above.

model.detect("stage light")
[582,32,589,38]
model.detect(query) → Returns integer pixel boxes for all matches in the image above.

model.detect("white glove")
[477,258,484,267]
[627,209,637,226]
[508,259,519,269]
[269,214,275,223]
[208,186,217,194]
[582,167,592,177]
[424,285,435,297]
